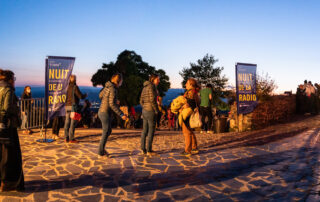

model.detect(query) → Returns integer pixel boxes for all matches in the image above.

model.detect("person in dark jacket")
[98,73,127,156]
[21,86,32,134]
[64,75,87,143]
[0,69,24,192]
[140,74,160,156]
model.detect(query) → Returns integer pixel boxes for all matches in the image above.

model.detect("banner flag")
[45,56,75,120]
[236,63,258,114]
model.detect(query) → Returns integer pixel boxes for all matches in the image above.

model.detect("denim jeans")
[98,112,112,155]
[64,110,77,140]
[141,110,156,152]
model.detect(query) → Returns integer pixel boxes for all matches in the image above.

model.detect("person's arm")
[139,88,144,106]
[2,89,13,126]
[108,87,124,117]
[149,86,159,114]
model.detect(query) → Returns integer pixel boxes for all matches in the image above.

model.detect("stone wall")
[229,95,296,131]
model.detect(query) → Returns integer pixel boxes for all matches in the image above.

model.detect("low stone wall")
[229,95,296,131]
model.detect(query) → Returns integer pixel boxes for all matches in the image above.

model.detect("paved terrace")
[2,116,320,201]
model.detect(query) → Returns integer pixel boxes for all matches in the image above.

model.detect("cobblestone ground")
[1,116,320,201]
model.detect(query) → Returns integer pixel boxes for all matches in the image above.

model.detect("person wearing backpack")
[181,78,200,156]
[0,69,24,192]
[140,74,160,156]
[64,75,87,143]
[98,73,127,156]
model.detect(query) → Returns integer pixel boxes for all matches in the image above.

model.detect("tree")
[91,50,171,106]
[256,72,277,101]
[179,54,228,98]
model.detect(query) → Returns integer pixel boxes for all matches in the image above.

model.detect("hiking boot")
[52,134,59,140]
[181,151,192,157]
[99,150,110,157]
[191,149,199,154]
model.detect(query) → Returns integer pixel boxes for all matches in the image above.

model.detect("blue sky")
[0,0,319,93]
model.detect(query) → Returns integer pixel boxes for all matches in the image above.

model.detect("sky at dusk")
[0,0,319,93]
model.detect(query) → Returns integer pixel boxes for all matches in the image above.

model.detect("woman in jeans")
[0,70,24,191]
[98,73,127,156]
[21,86,33,134]
[64,75,87,143]
[180,78,200,156]
[140,74,160,156]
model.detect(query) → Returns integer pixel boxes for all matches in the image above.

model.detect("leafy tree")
[91,50,170,106]
[256,72,277,101]
[179,54,228,98]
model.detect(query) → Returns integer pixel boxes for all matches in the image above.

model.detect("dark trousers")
[52,116,61,135]
[0,128,24,190]
[141,110,156,152]
[200,106,213,131]
[98,112,112,155]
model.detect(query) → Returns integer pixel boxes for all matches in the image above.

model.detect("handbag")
[70,86,82,121]
[189,92,202,129]
[189,110,202,128]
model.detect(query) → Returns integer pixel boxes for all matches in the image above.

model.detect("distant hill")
[15,86,184,106]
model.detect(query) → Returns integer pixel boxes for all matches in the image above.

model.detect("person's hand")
[121,115,127,120]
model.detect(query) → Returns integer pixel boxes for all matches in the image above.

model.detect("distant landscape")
[15,86,185,107]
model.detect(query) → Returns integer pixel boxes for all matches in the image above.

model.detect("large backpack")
[170,96,187,114]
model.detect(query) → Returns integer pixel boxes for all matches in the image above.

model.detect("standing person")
[296,84,305,114]
[52,116,62,140]
[81,99,92,128]
[314,83,320,114]
[0,70,24,191]
[200,84,213,134]
[140,74,160,156]
[309,81,316,114]
[98,73,127,156]
[64,75,87,143]
[21,86,33,134]
[167,107,175,131]
[180,78,200,156]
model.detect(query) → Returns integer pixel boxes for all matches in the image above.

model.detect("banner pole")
[37,57,54,143]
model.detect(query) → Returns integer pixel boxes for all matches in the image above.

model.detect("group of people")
[64,72,217,157]
[93,73,203,157]
[296,80,320,115]
[0,68,215,192]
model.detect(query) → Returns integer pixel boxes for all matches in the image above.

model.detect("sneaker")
[207,131,213,134]
[181,151,192,157]
[200,131,204,134]
[147,151,159,157]
[69,140,79,143]
[141,150,147,155]
[191,149,199,154]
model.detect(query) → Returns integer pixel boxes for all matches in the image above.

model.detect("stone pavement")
[2,115,320,201]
